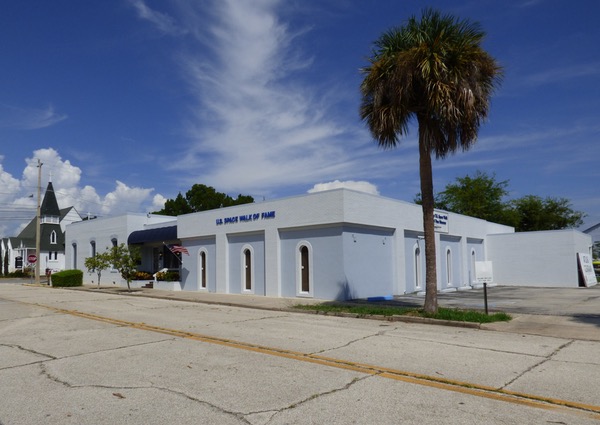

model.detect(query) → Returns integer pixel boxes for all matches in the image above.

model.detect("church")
[1,182,82,275]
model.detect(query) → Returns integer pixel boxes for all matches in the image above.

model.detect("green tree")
[155,184,254,216]
[360,8,501,313]
[510,195,584,232]
[417,171,585,231]
[110,243,141,292]
[160,192,193,216]
[593,242,600,259]
[84,250,112,289]
[415,171,517,226]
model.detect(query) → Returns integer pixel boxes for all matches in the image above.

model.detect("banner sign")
[577,253,598,287]
[434,210,449,233]
[475,261,493,284]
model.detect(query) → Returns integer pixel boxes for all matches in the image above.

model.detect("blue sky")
[1,0,599,236]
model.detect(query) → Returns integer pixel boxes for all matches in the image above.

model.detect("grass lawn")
[293,303,511,324]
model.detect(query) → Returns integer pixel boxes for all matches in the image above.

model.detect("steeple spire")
[40,181,60,218]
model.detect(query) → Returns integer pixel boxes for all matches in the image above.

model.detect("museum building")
[65,189,594,300]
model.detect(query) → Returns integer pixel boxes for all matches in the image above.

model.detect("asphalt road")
[1,284,599,424]
[392,284,600,316]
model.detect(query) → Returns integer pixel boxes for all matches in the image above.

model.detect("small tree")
[110,243,141,292]
[84,251,112,289]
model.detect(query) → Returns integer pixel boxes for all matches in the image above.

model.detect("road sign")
[27,254,37,264]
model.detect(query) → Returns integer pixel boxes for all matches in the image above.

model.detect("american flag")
[168,244,189,255]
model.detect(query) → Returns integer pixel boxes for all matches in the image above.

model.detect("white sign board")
[475,261,493,284]
[434,210,449,233]
[577,253,597,287]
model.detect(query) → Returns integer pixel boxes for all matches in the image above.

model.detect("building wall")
[279,226,345,299]
[60,189,595,297]
[60,208,83,233]
[227,232,266,295]
[176,189,515,299]
[66,214,175,285]
[487,229,592,287]
[180,237,216,292]
[439,235,463,290]
[341,225,395,299]
[466,238,485,285]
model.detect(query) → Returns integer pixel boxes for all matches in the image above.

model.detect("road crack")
[310,330,387,355]
[37,363,252,424]
[258,375,371,424]
[500,340,574,389]
[226,314,290,324]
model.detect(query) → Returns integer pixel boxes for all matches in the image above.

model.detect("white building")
[1,181,82,275]
[65,189,594,299]
[66,213,176,285]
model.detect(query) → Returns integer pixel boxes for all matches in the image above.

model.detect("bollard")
[483,282,489,315]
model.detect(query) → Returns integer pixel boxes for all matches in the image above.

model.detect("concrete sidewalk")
[3,279,599,341]
[69,283,600,342]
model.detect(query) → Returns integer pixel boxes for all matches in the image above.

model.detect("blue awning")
[128,225,177,244]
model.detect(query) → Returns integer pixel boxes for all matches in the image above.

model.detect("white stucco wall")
[487,229,592,287]
[177,189,514,299]
[59,188,591,298]
[65,213,175,285]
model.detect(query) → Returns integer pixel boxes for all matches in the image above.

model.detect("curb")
[67,286,484,329]
[295,309,482,329]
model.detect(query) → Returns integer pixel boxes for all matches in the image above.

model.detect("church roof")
[40,181,61,217]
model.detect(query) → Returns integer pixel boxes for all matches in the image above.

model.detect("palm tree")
[360,8,501,313]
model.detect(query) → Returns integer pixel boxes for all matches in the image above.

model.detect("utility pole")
[35,159,42,285]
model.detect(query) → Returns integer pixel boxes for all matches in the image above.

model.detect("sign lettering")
[216,211,276,226]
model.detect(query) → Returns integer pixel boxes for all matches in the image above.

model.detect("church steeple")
[40,181,61,221]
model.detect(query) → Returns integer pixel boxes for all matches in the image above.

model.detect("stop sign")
[27,254,37,264]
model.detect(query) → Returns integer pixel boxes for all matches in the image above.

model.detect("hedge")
[51,269,83,287]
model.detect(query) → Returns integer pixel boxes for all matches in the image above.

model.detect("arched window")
[90,241,96,257]
[471,249,477,284]
[242,246,253,292]
[72,243,78,269]
[446,248,453,286]
[296,242,313,296]
[111,238,118,248]
[300,245,310,293]
[414,244,422,290]
[198,250,207,289]
[50,230,57,245]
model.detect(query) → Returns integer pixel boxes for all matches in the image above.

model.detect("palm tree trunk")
[418,119,438,314]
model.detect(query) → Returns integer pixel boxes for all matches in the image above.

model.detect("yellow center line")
[23,301,600,420]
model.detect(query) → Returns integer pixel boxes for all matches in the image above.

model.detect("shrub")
[51,270,83,287]
[133,271,153,280]
[6,270,29,278]
[155,271,180,281]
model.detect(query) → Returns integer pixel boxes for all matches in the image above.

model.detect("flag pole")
[163,242,183,264]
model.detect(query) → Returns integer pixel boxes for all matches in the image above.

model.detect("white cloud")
[0,149,164,236]
[0,162,20,202]
[308,180,379,195]
[101,181,154,215]
[0,103,67,130]
[139,0,371,195]
[523,62,600,87]
[129,0,187,36]
[152,193,167,211]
